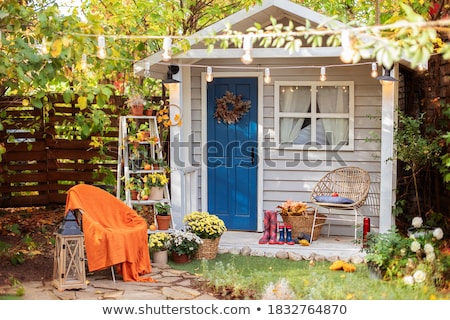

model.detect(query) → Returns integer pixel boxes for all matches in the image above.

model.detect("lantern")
[52,210,87,291]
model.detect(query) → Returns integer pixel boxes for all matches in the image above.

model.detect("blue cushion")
[314,195,354,204]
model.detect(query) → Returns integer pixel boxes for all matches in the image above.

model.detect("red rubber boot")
[268,210,278,244]
[258,210,271,244]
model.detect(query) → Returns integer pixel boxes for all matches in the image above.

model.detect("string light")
[320,67,326,81]
[241,34,253,64]
[144,61,151,77]
[264,67,271,84]
[81,54,87,70]
[206,66,213,82]
[417,63,426,72]
[40,37,49,55]
[340,30,356,64]
[371,62,378,78]
[162,37,172,61]
[97,35,106,59]
[73,45,379,80]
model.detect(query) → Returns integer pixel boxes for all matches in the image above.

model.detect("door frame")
[200,71,264,232]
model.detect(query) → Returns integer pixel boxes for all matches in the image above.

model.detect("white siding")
[185,57,382,235]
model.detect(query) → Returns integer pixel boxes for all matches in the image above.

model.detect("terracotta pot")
[152,250,168,265]
[130,104,144,116]
[156,215,171,230]
[149,186,164,200]
[171,252,190,264]
[144,109,154,116]
[130,190,139,200]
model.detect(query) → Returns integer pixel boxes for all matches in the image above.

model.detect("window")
[274,81,354,150]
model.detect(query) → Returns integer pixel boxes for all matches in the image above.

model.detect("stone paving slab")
[11,264,217,300]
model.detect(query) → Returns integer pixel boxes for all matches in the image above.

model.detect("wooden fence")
[0,95,126,207]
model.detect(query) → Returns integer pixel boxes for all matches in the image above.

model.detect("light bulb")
[417,63,426,72]
[320,67,326,81]
[97,35,106,59]
[81,54,87,70]
[241,35,253,64]
[162,37,172,61]
[40,37,48,55]
[206,66,213,82]
[371,63,378,78]
[97,47,106,59]
[340,30,355,63]
[340,48,355,64]
[264,68,271,84]
[241,51,253,64]
[144,61,151,77]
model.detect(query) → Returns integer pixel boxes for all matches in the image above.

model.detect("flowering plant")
[143,172,169,187]
[183,211,227,239]
[148,232,171,252]
[277,200,310,216]
[168,230,203,256]
[365,217,446,286]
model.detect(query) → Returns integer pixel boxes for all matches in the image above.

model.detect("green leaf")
[30,97,43,109]
[400,3,425,22]
[63,91,73,104]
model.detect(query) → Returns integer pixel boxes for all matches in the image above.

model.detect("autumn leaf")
[78,96,88,110]
[50,38,63,58]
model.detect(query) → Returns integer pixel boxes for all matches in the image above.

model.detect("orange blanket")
[65,184,154,282]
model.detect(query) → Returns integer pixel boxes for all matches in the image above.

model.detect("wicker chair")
[310,166,370,242]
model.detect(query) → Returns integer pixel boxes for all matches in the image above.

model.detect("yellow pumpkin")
[343,262,356,272]
[329,260,344,271]
[299,239,310,246]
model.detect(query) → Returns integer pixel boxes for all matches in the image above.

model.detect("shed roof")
[134,0,346,78]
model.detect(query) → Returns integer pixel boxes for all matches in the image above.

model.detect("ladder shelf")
[116,115,174,231]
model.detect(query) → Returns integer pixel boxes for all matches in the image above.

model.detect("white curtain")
[317,86,349,145]
[280,86,311,143]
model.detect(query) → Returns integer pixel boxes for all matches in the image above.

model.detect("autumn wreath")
[213,91,251,124]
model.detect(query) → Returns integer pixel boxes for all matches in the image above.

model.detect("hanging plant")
[213,91,251,124]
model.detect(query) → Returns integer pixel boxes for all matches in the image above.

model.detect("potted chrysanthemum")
[142,172,169,201]
[167,230,202,264]
[183,211,227,259]
[148,232,171,264]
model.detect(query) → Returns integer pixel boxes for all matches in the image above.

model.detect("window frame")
[274,80,355,151]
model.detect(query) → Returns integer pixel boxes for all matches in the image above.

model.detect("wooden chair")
[310,166,370,242]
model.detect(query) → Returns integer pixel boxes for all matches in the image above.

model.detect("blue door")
[207,77,258,230]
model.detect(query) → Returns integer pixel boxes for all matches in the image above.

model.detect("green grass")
[168,253,450,300]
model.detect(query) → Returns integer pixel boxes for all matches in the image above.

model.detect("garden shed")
[134,0,401,237]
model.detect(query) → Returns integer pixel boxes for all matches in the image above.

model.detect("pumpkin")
[329,260,344,271]
[299,239,310,246]
[343,262,356,272]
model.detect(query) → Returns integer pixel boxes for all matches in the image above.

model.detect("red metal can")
[363,217,370,247]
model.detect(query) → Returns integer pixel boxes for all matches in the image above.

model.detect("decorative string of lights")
[2,16,448,70]
[147,60,382,83]
[50,18,450,42]
[5,16,442,82]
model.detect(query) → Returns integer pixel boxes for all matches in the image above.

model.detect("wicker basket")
[194,237,220,260]
[281,210,326,241]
